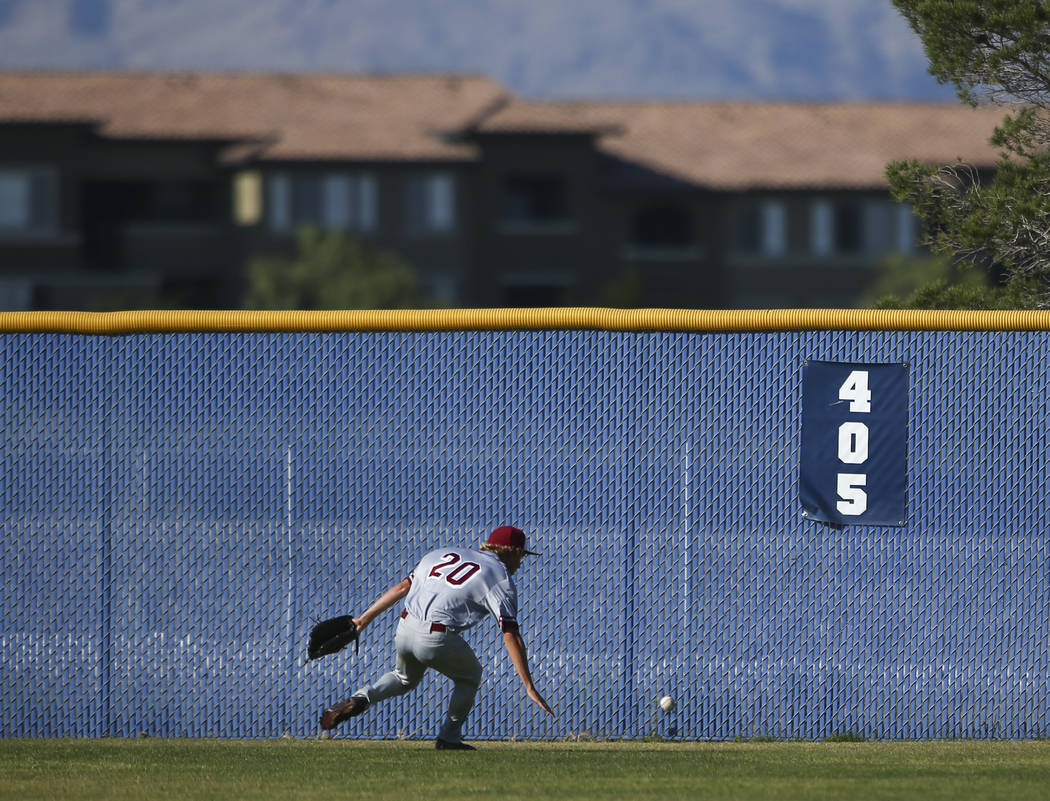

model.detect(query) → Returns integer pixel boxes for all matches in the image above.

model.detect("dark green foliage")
[823,732,870,743]
[862,253,1042,309]
[892,1,1050,107]
[242,226,425,310]
[859,253,977,308]
[597,266,643,308]
[873,276,1041,310]
[887,1,1050,308]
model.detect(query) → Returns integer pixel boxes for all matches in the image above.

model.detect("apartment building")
[0,72,1005,310]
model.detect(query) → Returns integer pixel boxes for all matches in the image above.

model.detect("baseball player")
[320,525,554,749]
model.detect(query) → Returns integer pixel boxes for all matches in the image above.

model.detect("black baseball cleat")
[435,738,476,751]
[320,695,369,730]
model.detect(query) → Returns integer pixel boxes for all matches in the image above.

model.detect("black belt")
[401,609,447,632]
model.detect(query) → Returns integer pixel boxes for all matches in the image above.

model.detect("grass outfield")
[2,739,1050,801]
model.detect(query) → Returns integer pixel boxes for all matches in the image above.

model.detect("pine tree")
[887,0,1050,308]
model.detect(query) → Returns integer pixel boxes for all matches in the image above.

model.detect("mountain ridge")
[0,0,957,102]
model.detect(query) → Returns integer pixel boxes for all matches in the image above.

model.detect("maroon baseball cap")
[487,525,540,555]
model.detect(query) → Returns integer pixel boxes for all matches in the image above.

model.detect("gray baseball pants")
[355,613,483,743]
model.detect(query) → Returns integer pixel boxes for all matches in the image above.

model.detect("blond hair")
[480,543,527,558]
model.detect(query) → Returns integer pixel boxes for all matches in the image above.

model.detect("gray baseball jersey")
[403,547,518,632]
[348,544,524,744]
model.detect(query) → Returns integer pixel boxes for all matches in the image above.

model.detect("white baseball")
[659,695,675,712]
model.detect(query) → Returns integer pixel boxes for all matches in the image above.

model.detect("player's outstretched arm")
[353,577,411,632]
[503,630,555,717]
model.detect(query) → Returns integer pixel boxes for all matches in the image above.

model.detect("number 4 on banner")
[839,370,871,413]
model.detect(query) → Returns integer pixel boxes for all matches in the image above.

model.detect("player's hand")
[526,685,555,717]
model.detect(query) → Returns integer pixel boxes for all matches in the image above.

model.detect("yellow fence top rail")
[3,308,1050,334]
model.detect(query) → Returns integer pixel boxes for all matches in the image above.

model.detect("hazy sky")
[0,0,954,101]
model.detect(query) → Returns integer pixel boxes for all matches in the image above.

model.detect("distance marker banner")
[799,360,908,526]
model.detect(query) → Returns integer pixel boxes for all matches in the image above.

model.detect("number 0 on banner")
[799,361,908,526]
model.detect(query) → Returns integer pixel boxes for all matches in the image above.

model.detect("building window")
[503,174,566,223]
[0,173,30,228]
[268,173,292,231]
[811,198,917,257]
[292,175,324,224]
[405,173,456,233]
[863,201,891,255]
[631,204,691,247]
[896,203,918,253]
[268,172,377,232]
[0,167,57,234]
[735,200,786,257]
[233,171,263,226]
[834,201,863,253]
[625,203,702,261]
[810,200,834,256]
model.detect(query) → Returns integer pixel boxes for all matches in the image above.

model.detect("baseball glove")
[307,615,359,660]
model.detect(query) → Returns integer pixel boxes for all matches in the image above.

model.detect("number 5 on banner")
[837,473,867,515]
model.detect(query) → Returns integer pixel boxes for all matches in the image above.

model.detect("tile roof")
[0,71,508,161]
[0,72,1009,187]
[474,100,1008,189]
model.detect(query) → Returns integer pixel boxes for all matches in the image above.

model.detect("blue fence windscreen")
[2,329,1049,740]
